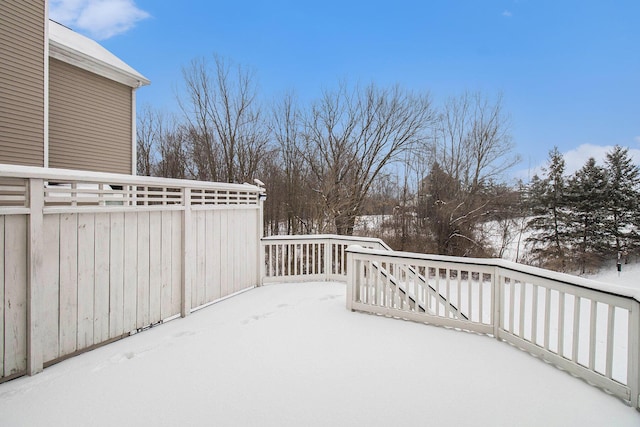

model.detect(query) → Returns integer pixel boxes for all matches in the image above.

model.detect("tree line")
[525,146,640,273]
[138,54,640,273]
[137,54,519,252]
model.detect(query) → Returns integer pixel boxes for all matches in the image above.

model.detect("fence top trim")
[0,163,265,194]
[346,244,640,303]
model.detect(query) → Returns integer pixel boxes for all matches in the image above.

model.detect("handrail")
[0,163,264,193]
[347,245,640,303]
[345,244,640,409]
[261,234,466,318]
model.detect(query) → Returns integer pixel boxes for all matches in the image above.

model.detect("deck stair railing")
[262,234,467,318]
[261,234,464,318]
[345,244,640,410]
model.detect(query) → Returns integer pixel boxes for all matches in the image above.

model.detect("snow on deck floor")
[1,282,638,427]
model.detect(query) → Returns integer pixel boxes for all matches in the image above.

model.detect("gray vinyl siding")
[49,58,133,174]
[0,0,45,166]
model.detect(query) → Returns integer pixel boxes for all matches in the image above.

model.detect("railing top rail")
[0,163,264,194]
[346,245,640,303]
[262,234,392,250]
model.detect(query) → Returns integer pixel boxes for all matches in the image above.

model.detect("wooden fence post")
[257,197,264,286]
[629,299,640,409]
[346,247,354,311]
[181,188,192,317]
[27,178,44,375]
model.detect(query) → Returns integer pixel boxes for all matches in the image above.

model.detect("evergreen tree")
[566,157,608,273]
[526,147,570,270]
[603,145,640,259]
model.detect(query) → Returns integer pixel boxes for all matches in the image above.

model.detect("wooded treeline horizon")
[136,54,640,274]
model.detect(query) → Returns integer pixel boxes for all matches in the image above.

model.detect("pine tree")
[526,147,570,270]
[603,145,640,259]
[566,157,608,273]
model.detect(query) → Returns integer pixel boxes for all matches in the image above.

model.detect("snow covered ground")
[1,281,639,426]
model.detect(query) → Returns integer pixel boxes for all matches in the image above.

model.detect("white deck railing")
[0,164,264,381]
[262,234,392,283]
[345,245,640,409]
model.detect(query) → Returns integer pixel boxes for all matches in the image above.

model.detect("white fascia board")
[48,21,150,88]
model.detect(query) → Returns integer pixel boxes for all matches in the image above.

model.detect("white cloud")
[562,144,614,175]
[635,136,640,144]
[517,143,640,180]
[502,10,513,17]
[50,0,149,40]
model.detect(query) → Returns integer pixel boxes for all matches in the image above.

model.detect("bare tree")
[421,92,519,256]
[136,104,159,176]
[155,124,191,179]
[179,54,270,183]
[300,83,436,235]
[268,92,319,234]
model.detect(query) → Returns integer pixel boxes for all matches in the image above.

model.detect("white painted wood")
[148,211,162,324]
[194,211,205,307]
[136,211,150,328]
[544,288,552,350]
[204,210,215,303]
[171,210,182,316]
[58,213,78,356]
[181,188,192,317]
[41,214,60,363]
[606,304,615,379]
[478,274,484,323]
[4,215,27,376]
[1,166,266,379]
[589,300,597,370]
[467,273,473,323]
[492,273,502,338]
[572,297,581,363]
[531,284,538,344]
[233,209,242,291]
[503,331,628,399]
[27,179,44,375]
[247,209,258,287]
[122,212,138,333]
[160,210,172,320]
[76,213,95,350]
[219,211,229,298]
[109,212,125,338]
[210,210,222,302]
[558,292,566,358]
[94,212,110,345]
[518,282,526,338]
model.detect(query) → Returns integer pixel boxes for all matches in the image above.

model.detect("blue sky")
[50,0,640,179]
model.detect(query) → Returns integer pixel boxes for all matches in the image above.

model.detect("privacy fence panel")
[0,165,264,382]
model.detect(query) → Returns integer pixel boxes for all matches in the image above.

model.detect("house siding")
[0,0,45,166]
[49,58,133,174]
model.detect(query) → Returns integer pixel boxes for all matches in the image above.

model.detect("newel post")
[27,178,44,375]
[181,187,193,317]
[346,245,361,312]
[629,299,640,409]
[257,194,265,286]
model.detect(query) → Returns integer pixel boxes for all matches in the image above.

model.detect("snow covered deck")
[0,281,638,427]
